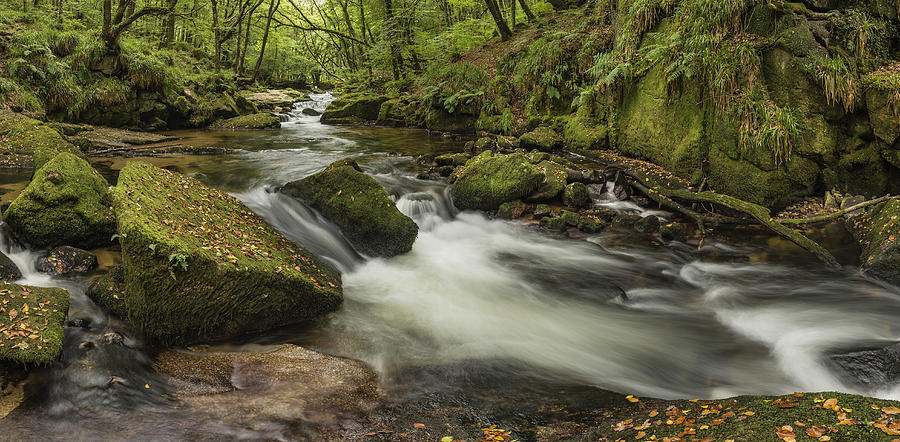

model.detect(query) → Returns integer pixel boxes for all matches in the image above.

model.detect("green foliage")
[125,53,167,91]
[89,78,132,107]
[419,63,488,114]
[805,54,858,113]
[736,96,801,166]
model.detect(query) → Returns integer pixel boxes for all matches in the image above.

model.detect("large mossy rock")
[86,266,128,317]
[281,160,418,257]
[519,127,564,152]
[320,93,388,124]
[0,282,69,365]
[866,88,900,146]
[4,153,116,249]
[855,200,900,286]
[0,110,85,169]
[526,160,567,202]
[112,162,343,345]
[450,151,544,211]
[209,112,281,129]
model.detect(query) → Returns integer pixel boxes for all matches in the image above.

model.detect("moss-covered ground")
[209,112,281,129]
[0,282,68,366]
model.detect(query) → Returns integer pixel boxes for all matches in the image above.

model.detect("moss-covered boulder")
[112,162,342,345]
[519,127,564,152]
[526,160,568,202]
[435,152,471,166]
[0,110,85,169]
[866,88,900,146]
[4,153,116,249]
[281,160,418,257]
[563,116,608,150]
[209,112,281,129]
[854,200,900,286]
[450,152,544,211]
[563,182,590,208]
[320,93,389,125]
[0,282,69,365]
[86,266,127,317]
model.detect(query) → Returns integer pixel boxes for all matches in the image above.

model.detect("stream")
[2,93,900,439]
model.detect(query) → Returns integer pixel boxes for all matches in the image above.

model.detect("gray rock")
[0,251,21,281]
[36,246,98,275]
[634,215,661,234]
[831,343,900,387]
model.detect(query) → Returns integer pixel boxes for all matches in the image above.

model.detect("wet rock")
[100,332,124,346]
[321,93,388,124]
[0,282,69,365]
[660,222,687,242]
[519,127,563,152]
[473,137,495,153]
[533,204,552,218]
[0,252,21,281]
[824,191,838,210]
[612,214,641,228]
[450,152,544,211]
[36,246,98,275]
[209,112,281,129]
[435,152,471,166]
[5,153,116,249]
[112,162,342,345]
[67,126,178,152]
[854,200,900,286]
[497,200,528,220]
[526,161,568,202]
[416,153,437,166]
[437,165,456,176]
[563,182,590,209]
[577,215,606,233]
[283,159,419,257]
[565,168,584,183]
[66,318,90,328]
[86,266,128,317]
[583,169,605,184]
[634,215,661,234]
[526,150,550,164]
[560,210,579,226]
[239,89,306,110]
[540,216,567,232]
[841,194,866,218]
[830,343,900,387]
[154,344,378,434]
[301,108,321,116]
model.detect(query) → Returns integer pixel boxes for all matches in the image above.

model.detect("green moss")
[4,153,115,249]
[281,160,419,257]
[112,162,342,345]
[526,160,568,202]
[519,127,564,151]
[435,152,471,166]
[706,147,818,211]
[0,110,83,168]
[451,152,545,211]
[600,391,900,441]
[560,209,579,226]
[0,282,69,366]
[376,98,419,127]
[563,182,590,208]
[855,200,900,286]
[86,266,127,317]
[320,93,389,124]
[563,116,608,150]
[209,112,281,129]
[540,216,567,231]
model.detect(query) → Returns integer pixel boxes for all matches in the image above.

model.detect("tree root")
[621,168,840,268]
[775,195,899,225]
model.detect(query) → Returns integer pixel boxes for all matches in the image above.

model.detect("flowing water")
[3,93,900,438]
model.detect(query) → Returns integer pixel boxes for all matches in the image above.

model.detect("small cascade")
[592,180,669,218]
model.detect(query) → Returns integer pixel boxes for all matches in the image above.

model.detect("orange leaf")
[413,423,426,429]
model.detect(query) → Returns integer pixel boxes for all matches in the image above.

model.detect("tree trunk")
[483,0,512,39]
[164,0,178,46]
[383,0,402,79]
[518,0,534,22]
[211,0,221,71]
[251,0,279,82]
[509,0,516,29]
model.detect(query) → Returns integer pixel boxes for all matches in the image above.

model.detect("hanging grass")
[736,95,801,166]
[89,78,131,107]
[126,54,168,91]
[807,54,858,113]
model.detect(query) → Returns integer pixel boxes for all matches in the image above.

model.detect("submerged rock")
[830,343,900,387]
[282,159,419,257]
[320,94,388,124]
[660,222,687,242]
[451,152,544,211]
[854,200,900,286]
[112,162,342,345]
[36,246,98,275]
[86,266,127,317]
[634,215,661,234]
[0,282,69,365]
[154,344,378,436]
[209,112,281,129]
[4,153,116,249]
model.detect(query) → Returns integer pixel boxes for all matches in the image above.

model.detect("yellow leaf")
[144,384,150,389]
[626,395,640,403]
[883,406,900,415]
[823,398,838,408]
[441,438,453,442]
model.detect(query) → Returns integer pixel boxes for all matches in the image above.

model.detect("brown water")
[1,94,899,440]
